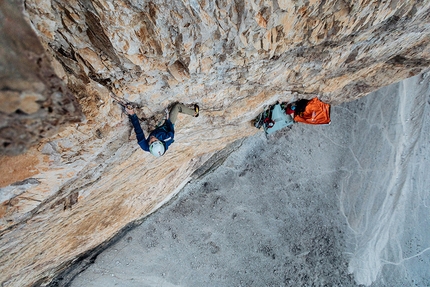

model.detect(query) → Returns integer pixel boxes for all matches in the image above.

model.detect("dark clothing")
[294,99,310,116]
[129,114,175,152]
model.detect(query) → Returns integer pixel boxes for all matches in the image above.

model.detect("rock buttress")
[1,0,430,286]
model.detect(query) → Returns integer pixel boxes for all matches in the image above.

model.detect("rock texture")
[68,73,430,287]
[0,0,82,155]
[1,0,430,286]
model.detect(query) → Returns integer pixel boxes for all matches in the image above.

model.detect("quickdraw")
[109,92,135,110]
[109,89,139,110]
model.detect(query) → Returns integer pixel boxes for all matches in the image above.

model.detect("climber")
[125,103,199,157]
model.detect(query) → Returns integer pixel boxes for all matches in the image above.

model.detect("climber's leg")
[169,103,197,124]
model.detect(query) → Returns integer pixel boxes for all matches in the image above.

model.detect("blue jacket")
[129,114,175,152]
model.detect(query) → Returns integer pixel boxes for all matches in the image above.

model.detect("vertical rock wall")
[1,0,430,286]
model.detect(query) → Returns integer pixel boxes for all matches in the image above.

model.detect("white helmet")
[149,141,165,157]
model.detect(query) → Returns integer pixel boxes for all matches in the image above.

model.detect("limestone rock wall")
[1,0,430,286]
[0,0,82,155]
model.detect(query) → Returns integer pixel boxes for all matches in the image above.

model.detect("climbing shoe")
[194,104,199,117]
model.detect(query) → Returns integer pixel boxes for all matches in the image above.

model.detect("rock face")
[0,0,82,155]
[0,0,430,286]
[66,73,430,287]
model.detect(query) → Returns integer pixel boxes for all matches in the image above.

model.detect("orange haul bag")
[294,98,331,125]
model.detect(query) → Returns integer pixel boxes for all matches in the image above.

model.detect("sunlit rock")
[1,0,430,286]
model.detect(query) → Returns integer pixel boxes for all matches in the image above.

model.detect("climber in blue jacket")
[126,103,199,157]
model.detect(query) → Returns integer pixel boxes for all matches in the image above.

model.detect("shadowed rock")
[0,0,82,155]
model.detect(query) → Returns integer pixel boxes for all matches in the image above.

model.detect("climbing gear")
[254,103,294,136]
[286,103,296,116]
[149,140,165,157]
[254,113,264,129]
[265,103,294,134]
[107,88,139,114]
[118,104,135,117]
[110,92,132,107]
[193,104,199,117]
[263,117,275,128]
[254,107,271,129]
